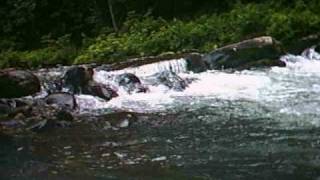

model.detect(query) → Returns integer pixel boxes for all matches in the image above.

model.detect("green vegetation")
[0,0,320,68]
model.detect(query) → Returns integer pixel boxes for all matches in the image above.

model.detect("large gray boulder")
[0,69,41,98]
[203,36,286,70]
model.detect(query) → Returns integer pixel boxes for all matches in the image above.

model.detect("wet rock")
[25,108,73,132]
[55,110,74,122]
[0,99,31,116]
[27,119,55,132]
[301,46,320,60]
[316,46,320,53]
[117,73,141,85]
[185,53,207,73]
[203,36,286,70]
[116,73,148,94]
[62,66,93,93]
[27,105,74,130]
[0,69,41,98]
[44,79,63,94]
[287,34,320,54]
[83,81,118,101]
[45,92,77,110]
[0,100,11,115]
[154,71,188,91]
[93,112,137,130]
[1,100,75,133]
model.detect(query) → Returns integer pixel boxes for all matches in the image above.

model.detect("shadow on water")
[1,101,320,180]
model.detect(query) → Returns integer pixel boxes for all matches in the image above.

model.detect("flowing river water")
[2,49,320,179]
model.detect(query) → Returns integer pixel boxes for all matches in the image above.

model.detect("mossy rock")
[203,36,285,70]
[0,69,41,98]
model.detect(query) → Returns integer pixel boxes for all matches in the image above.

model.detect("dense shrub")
[0,47,78,68]
[76,2,320,64]
[1,1,320,68]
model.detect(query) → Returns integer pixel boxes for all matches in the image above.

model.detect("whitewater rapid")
[75,47,320,123]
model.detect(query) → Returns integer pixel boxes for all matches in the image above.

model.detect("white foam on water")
[88,68,272,112]
[78,48,320,125]
[94,58,187,77]
[76,94,111,113]
[183,71,270,100]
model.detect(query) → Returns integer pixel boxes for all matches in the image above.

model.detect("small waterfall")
[93,58,188,95]
[118,58,188,76]
[95,58,188,77]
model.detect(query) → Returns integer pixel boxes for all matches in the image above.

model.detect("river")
[1,49,320,179]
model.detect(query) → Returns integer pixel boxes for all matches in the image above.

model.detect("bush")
[0,46,78,68]
[0,34,81,68]
[3,1,320,68]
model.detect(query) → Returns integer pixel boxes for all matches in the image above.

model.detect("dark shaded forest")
[0,0,319,67]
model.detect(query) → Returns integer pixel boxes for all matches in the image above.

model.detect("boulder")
[185,53,208,73]
[83,81,118,101]
[45,92,77,110]
[62,66,93,93]
[203,36,286,70]
[154,71,188,91]
[116,73,148,94]
[0,69,41,98]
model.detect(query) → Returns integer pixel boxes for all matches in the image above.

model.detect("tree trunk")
[107,0,118,33]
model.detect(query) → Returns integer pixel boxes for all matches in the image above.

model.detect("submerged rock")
[62,66,93,93]
[0,100,75,133]
[154,71,188,91]
[0,69,41,98]
[83,81,118,101]
[23,106,74,132]
[116,73,148,94]
[203,36,286,70]
[0,99,29,115]
[45,92,77,110]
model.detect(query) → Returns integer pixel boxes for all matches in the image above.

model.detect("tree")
[107,0,118,33]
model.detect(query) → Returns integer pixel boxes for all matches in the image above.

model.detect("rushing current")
[77,48,320,125]
[2,48,320,179]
